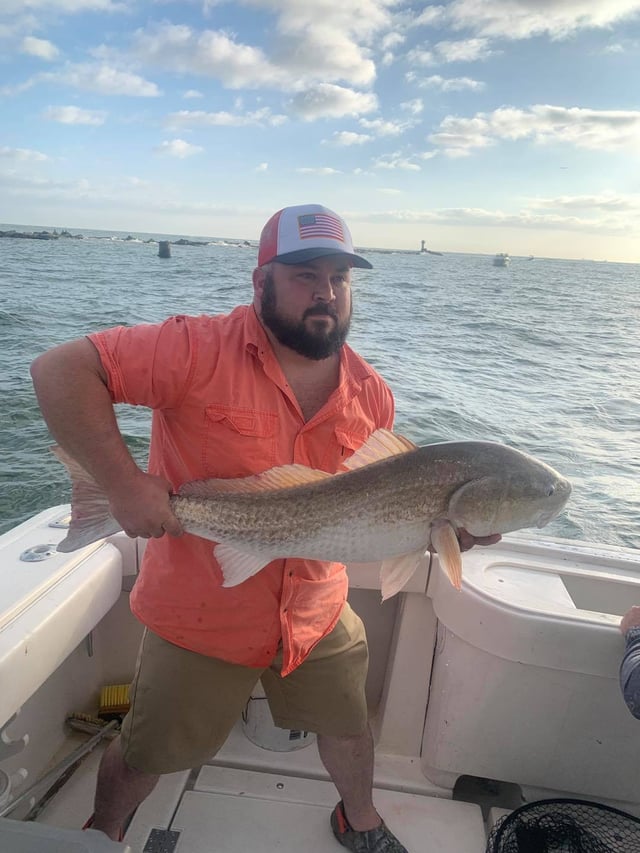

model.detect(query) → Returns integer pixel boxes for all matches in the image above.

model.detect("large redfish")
[53,429,571,600]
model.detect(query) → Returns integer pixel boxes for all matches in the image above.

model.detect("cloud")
[255,162,268,172]
[527,192,640,212]
[6,63,161,97]
[407,38,493,66]
[429,105,640,156]
[289,84,378,120]
[0,145,48,161]
[400,98,424,115]
[155,139,204,158]
[43,105,106,125]
[373,152,421,171]
[56,63,161,96]
[445,0,640,41]
[358,117,416,136]
[296,166,342,175]
[166,107,287,128]
[21,36,59,60]
[2,0,121,11]
[326,131,372,146]
[406,73,485,92]
[183,89,203,99]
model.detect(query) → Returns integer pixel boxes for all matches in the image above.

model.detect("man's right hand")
[107,470,183,541]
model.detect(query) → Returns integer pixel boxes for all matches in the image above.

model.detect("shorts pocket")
[203,404,278,477]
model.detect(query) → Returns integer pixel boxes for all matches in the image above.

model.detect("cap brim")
[271,247,373,269]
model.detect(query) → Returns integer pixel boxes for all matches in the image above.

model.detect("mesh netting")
[486,798,640,853]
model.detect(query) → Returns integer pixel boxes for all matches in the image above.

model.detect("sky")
[2,0,640,262]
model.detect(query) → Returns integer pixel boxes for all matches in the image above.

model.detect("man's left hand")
[458,529,502,552]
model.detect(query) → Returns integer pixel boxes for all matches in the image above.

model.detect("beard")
[260,272,352,360]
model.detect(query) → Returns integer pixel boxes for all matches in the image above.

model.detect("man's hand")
[107,470,183,541]
[621,606,640,635]
[457,528,502,552]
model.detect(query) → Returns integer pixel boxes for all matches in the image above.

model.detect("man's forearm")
[620,627,640,719]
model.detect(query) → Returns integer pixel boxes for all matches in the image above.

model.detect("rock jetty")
[0,229,83,240]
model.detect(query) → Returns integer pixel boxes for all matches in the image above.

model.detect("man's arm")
[30,338,182,540]
[620,606,640,719]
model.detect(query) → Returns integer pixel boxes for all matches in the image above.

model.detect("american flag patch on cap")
[297,213,345,242]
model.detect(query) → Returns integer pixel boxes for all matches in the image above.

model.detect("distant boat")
[493,253,510,267]
[419,240,443,256]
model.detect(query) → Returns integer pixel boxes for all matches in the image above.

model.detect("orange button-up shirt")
[89,305,394,675]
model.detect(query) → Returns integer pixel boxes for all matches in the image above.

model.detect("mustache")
[304,304,338,320]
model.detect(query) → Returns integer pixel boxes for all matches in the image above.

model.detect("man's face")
[257,256,353,360]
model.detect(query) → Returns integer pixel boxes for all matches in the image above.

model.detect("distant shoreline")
[0,228,252,248]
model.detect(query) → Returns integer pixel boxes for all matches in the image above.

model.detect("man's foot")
[330,801,408,852]
[82,813,124,842]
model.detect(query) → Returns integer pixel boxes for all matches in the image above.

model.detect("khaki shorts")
[120,603,369,774]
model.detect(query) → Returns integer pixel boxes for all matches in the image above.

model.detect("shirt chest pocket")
[317,424,370,471]
[203,405,278,478]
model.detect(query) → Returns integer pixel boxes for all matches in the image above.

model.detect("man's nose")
[313,276,335,301]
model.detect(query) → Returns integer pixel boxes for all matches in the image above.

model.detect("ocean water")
[1,225,639,551]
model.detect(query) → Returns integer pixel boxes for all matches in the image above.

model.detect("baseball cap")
[257,204,373,269]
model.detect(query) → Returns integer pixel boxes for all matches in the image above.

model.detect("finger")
[161,517,184,538]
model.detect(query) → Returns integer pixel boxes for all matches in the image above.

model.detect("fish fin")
[430,519,462,590]
[214,542,273,587]
[179,465,332,497]
[50,446,123,552]
[341,428,418,472]
[379,550,425,602]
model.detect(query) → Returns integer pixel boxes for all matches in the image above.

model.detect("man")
[620,606,640,719]
[31,203,495,852]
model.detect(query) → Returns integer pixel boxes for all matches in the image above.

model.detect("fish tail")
[51,446,123,552]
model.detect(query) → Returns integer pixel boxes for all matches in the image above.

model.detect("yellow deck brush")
[98,684,131,720]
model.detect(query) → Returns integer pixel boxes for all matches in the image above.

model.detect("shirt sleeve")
[88,315,201,410]
[620,627,640,719]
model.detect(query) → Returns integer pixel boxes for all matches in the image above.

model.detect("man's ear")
[252,266,266,301]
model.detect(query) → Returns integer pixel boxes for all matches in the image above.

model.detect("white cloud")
[407,38,493,66]
[527,192,640,212]
[2,0,121,11]
[407,73,485,92]
[0,145,48,161]
[57,63,161,96]
[166,108,287,128]
[429,104,640,156]
[183,89,203,99]
[327,131,372,146]
[446,0,640,41]
[43,105,106,125]
[400,98,424,115]
[289,84,378,120]
[255,162,268,172]
[359,117,415,136]
[296,166,342,175]
[7,63,161,97]
[373,152,421,171]
[21,36,59,60]
[155,139,204,158]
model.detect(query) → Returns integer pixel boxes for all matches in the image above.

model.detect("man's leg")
[91,736,159,841]
[317,726,380,830]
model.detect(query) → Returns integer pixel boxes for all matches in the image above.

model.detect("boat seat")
[0,506,123,729]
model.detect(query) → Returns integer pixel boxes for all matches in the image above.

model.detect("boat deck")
[29,722,506,852]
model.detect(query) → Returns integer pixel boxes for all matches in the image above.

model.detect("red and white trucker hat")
[257,204,373,269]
